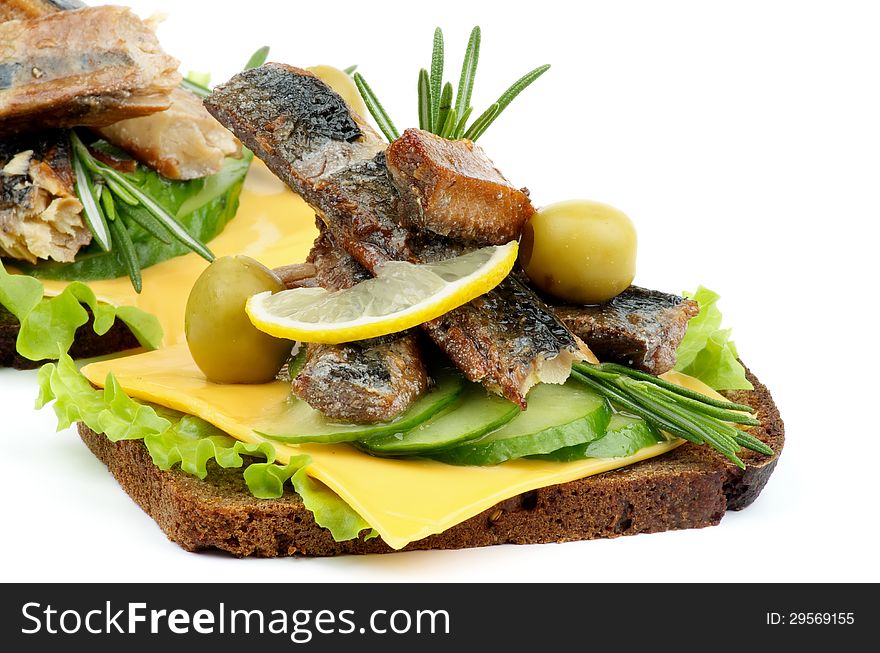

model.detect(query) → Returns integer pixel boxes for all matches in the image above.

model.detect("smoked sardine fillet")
[0,6,181,136]
[553,286,699,375]
[206,64,585,408]
[0,2,236,180]
[96,87,241,180]
[0,130,89,263]
[386,128,535,245]
[290,223,429,423]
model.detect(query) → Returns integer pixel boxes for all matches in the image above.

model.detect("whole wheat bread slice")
[77,366,783,556]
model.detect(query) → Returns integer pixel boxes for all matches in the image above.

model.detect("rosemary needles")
[572,362,772,469]
[69,131,215,292]
[354,26,550,143]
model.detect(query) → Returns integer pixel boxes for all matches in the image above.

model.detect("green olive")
[185,255,292,383]
[519,200,637,304]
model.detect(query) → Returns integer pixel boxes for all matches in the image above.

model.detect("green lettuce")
[0,260,42,319]
[37,352,374,542]
[1,262,162,361]
[674,286,753,390]
[18,151,251,282]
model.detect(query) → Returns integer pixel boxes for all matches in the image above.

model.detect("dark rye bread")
[77,366,783,557]
[0,304,140,369]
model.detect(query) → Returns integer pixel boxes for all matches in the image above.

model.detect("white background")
[2,0,878,583]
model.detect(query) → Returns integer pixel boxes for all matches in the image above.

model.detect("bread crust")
[77,366,783,556]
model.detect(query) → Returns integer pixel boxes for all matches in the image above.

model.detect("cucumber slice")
[533,414,664,462]
[255,366,464,443]
[430,381,611,466]
[359,383,520,455]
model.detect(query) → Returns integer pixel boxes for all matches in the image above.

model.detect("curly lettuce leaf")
[37,353,170,439]
[290,468,375,542]
[1,262,163,361]
[242,452,375,541]
[146,412,278,480]
[113,305,163,349]
[19,151,251,282]
[674,286,753,390]
[36,353,374,542]
[0,262,42,320]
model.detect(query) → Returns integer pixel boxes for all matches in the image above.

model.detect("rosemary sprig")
[418,69,432,131]
[430,28,444,129]
[116,202,172,245]
[462,102,498,141]
[572,362,772,469]
[353,72,400,142]
[436,81,453,138]
[104,176,139,205]
[94,164,215,261]
[464,64,550,141]
[244,46,270,71]
[454,26,481,122]
[106,210,142,293]
[69,131,215,291]
[453,105,473,140]
[71,146,111,251]
[99,184,117,222]
[595,362,755,411]
[439,102,458,138]
[354,26,548,142]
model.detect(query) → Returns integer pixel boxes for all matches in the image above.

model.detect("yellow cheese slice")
[81,345,725,550]
[40,161,318,346]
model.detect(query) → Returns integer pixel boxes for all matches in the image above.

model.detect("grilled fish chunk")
[387,128,535,245]
[206,64,586,408]
[0,0,82,21]
[0,6,181,137]
[0,130,89,263]
[554,286,699,375]
[96,87,241,180]
[290,224,430,423]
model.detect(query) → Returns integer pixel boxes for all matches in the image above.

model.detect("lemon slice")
[246,242,518,344]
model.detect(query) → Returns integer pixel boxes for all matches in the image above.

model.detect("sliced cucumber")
[255,366,464,444]
[430,381,611,466]
[359,383,520,455]
[534,414,665,462]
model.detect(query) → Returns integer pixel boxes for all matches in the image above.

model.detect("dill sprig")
[572,362,772,470]
[354,26,549,143]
